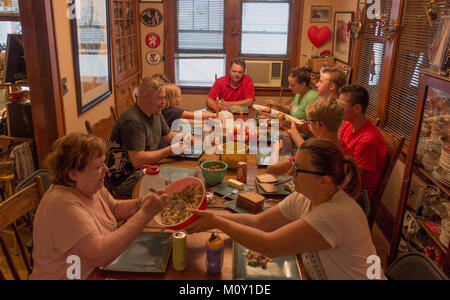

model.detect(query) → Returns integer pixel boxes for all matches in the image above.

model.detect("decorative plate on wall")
[145,32,161,48]
[146,50,161,65]
[140,8,163,27]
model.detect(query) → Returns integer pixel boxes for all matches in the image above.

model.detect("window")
[353,0,392,121]
[241,1,290,55]
[383,0,449,143]
[168,0,298,88]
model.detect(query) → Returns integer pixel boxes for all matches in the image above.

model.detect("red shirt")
[208,75,255,102]
[339,121,387,199]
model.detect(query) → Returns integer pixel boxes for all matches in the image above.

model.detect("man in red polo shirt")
[206,58,255,111]
[338,85,387,200]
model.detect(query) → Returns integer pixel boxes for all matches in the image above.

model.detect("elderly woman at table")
[187,138,386,280]
[29,133,169,280]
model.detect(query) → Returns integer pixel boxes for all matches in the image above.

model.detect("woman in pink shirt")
[29,133,169,280]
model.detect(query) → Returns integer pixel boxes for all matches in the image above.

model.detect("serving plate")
[256,175,295,196]
[225,105,249,115]
[232,242,301,280]
[101,232,172,273]
[211,181,254,200]
[252,104,303,125]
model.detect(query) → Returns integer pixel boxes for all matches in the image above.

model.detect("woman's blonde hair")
[44,133,106,187]
[163,84,181,110]
[300,138,361,199]
[306,97,344,133]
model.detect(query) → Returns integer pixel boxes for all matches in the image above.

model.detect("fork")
[223,189,238,199]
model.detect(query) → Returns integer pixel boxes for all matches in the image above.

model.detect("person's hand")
[266,99,276,108]
[296,120,309,133]
[184,209,217,234]
[141,190,169,217]
[205,112,216,119]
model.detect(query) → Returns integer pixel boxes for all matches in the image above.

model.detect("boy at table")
[338,84,387,200]
[315,66,346,99]
[206,58,255,112]
[268,97,352,176]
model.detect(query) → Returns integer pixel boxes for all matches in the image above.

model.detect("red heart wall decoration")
[308,26,331,48]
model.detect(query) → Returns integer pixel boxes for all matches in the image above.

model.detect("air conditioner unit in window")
[244,60,289,88]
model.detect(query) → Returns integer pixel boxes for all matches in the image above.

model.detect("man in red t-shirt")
[338,85,387,200]
[206,58,255,111]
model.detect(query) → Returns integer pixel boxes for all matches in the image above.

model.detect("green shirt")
[290,89,319,120]
[289,89,319,139]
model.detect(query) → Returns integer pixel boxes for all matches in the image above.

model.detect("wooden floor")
[0,223,391,280]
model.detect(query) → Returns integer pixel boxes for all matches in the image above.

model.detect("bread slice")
[256,174,278,184]
[236,192,266,213]
[284,182,294,193]
[259,183,278,193]
[261,107,272,113]
[238,191,265,203]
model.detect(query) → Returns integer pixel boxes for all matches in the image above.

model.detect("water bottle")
[205,233,224,274]
[140,165,166,196]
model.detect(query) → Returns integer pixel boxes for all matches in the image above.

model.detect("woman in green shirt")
[267,66,319,139]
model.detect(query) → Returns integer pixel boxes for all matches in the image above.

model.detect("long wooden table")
[90,107,308,280]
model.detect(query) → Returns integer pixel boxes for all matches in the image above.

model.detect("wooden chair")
[85,106,118,144]
[369,129,405,229]
[0,176,45,280]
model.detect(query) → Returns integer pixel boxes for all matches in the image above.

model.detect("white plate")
[252,105,303,125]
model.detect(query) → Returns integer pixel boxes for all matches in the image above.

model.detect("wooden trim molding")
[18,0,65,167]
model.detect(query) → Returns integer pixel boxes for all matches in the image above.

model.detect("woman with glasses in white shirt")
[186,138,385,280]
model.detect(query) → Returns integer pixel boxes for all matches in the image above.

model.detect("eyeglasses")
[289,157,328,176]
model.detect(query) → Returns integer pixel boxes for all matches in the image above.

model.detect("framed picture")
[69,0,112,115]
[140,8,163,27]
[333,12,354,64]
[0,0,20,17]
[310,5,332,23]
[430,16,450,71]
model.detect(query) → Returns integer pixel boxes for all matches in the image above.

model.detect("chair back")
[0,176,45,280]
[369,128,405,228]
[14,169,52,194]
[386,252,448,280]
[85,106,118,145]
[356,189,371,220]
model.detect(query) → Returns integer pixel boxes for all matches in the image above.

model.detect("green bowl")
[200,161,228,186]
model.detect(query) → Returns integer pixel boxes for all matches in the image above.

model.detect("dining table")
[89,107,309,280]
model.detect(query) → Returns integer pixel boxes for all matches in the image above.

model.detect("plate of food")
[153,177,207,230]
[255,174,295,196]
[232,242,301,280]
[101,232,172,273]
[225,105,249,114]
[252,104,303,125]
[211,179,254,200]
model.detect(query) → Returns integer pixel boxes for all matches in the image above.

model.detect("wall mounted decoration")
[333,12,354,64]
[308,26,331,48]
[146,50,161,65]
[310,5,332,23]
[70,0,112,114]
[145,32,161,48]
[140,8,163,27]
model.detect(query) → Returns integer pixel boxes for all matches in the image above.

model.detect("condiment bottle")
[205,233,224,274]
[140,165,166,193]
